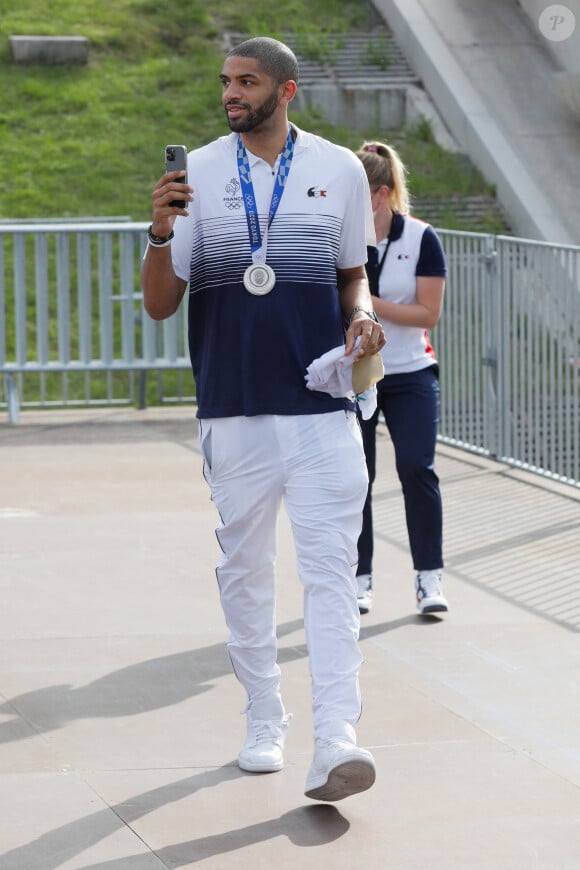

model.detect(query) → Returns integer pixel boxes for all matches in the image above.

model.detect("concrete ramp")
[372,0,580,244]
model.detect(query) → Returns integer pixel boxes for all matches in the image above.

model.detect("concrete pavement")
[0,406,579,869]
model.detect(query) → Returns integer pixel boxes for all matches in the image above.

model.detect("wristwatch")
[348,306,379,325]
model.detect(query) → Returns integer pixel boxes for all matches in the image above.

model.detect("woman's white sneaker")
[356,573,373,614]
[415,570,448,614]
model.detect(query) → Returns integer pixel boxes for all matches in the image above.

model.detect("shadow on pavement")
[75,805,350,868]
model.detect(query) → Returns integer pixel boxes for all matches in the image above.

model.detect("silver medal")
[243,263,276,296]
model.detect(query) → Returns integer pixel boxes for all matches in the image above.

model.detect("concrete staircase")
[284,29,419,85]
[412,195,510,233]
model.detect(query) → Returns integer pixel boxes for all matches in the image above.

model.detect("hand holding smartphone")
[165,145,188,209]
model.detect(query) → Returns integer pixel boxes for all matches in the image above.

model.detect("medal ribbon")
[236,126,294,264]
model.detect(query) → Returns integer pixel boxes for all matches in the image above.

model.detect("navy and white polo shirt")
[171,126,374,418]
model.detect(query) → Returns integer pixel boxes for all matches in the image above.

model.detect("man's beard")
[225,88,279,133]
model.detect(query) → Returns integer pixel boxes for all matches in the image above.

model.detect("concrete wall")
[294,82,459,152]
[518,0,580,119]
[10,36,89,65]
[517,0,580,73]
[370,0,574,243]
[294,84,407,129]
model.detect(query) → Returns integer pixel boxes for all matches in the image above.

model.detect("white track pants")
[199,411,368,740]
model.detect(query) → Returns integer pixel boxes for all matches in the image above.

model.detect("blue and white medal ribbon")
[237,126,294,295]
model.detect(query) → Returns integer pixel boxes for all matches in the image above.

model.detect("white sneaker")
[304,738,376,801]
[238,714,292,773]
[356,573,373,614]
[415,570,448,615]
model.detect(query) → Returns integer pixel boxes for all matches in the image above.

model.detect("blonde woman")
[355,140,448,616]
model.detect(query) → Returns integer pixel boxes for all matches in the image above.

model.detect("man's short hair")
[227,37,299,86]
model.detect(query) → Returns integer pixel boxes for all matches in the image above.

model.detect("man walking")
[141,36,384,801]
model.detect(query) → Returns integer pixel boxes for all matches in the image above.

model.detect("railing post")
[482,235,498,457]
[6,374,20,424]
[138,370,148,410]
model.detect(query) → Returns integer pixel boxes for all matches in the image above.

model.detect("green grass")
[0,0,366,219]
[0,0,505,227]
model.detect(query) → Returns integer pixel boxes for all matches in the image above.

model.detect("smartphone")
[165,145,188,208]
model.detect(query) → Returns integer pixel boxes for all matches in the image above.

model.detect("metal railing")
[0,221,192,423]
[434,231,579,487]
[1,221,579,488]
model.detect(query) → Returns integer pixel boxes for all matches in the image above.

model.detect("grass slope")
[1,0,504,229]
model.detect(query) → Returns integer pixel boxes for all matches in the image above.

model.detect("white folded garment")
[305,338,383,420]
